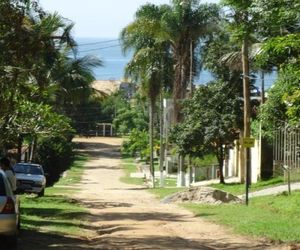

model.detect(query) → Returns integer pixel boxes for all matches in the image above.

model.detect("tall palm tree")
[121,1,220,187]
[52,53,102,107]
[121,4,173,187]
[160,0,220,122]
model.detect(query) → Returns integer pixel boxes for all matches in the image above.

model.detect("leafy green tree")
[122,129,150,159]
[160,0,220,122]
[0,0,100,171]
[252,0,300,38]
[52,54,102,108]
[259,65,300,136]
[113,105,148,135]
[36,135,74,185]
[254,0,300,130]
[170,81,241,183]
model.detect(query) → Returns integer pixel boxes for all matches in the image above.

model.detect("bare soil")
[19,137,290,250]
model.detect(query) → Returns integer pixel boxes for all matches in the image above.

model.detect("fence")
[273,125,300,181]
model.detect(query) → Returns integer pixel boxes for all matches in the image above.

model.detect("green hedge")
[36,136,74,185]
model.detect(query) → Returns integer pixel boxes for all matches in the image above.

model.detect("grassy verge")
[20,154,90,236]
[183,191,300,242]
[211,176,284,195]
[120,155,144,186]
[120,155,186,199]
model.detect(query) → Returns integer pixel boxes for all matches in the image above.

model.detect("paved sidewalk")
[239,182,300,199]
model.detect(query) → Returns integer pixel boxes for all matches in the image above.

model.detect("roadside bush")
[122,129,149,159]
[36,135,74,185]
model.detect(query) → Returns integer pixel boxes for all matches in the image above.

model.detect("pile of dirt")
[162,187,243,205]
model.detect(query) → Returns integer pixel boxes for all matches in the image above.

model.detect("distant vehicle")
[0,169,20,249]
[13,163,46,197]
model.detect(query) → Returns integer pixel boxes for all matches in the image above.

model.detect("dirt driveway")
[20,137,287,249]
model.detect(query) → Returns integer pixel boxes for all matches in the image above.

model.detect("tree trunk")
[17,135,23,162]
[159,92,164,187]
[149,98,155,188]
[217,146,225,184]
[172,43,190,124]
[177,154,186,187]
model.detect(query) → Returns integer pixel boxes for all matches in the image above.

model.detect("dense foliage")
[170,81,241,183]
[36,136,74,185]
[0,0,101,182]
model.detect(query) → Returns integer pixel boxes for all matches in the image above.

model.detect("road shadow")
[86,211,188,222]
[19,230,90,250]
[74,141,121,159]
[78,200,133,210]
[82,165,122,170]
[90,235,273,250]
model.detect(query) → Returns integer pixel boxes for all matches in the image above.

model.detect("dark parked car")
[13,163,46,196]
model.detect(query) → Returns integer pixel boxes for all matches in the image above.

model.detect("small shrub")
[122,129,149,159]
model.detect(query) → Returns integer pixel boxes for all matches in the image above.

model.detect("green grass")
[52,154,88,187]
[183,191,300,242]
[20,153,89,236]
[211,176,284,195]
[121,155,185,198]
[120,156,144,185]
[161,178,177,187]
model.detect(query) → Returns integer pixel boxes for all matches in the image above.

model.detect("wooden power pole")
[242,32,251,205]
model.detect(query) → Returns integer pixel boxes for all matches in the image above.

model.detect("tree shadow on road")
[90,235,272,250]
[19,230,90,250]
[74,142,121,159]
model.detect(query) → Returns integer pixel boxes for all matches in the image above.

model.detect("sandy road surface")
[70,137,285,250]
[18,137,288,250]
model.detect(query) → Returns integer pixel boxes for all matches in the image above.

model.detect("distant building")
[92,80,135,97]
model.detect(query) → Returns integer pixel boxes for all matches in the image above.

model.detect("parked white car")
[0,169,20,249]
[13,163,46,197]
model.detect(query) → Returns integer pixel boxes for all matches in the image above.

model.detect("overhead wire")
[77,38,120,46]
[78,44,122,53]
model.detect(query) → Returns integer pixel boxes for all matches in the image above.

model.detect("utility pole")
[259,71,265,183]
[242,29,251,206]
[189,39,194,96]
[159,91,165,187]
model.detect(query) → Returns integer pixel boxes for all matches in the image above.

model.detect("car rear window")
[14,164,43,175]
[0,175,6,196]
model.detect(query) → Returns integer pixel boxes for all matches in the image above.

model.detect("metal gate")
[273,125,300,178]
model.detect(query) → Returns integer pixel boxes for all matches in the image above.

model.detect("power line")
[78,44,122,53]
[77,39,120,46]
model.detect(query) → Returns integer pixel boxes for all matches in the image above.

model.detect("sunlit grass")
[20,153,89,236]
[184,191,300,242]
[120,155,144,186]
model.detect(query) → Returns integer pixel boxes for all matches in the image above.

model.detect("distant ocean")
[76,37,276,89]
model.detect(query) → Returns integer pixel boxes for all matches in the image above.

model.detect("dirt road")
[19,137,286,250]
[70,137,283,250]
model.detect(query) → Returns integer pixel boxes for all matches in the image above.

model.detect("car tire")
[6,235,18,250]
[38,188,45,197]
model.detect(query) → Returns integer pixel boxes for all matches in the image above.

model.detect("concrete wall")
[227,139,261,184]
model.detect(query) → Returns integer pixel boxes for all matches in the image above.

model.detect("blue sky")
[39,0,219,38]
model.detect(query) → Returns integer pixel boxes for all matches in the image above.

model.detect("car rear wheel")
[38,188,44,197]
[4,235,18,250]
